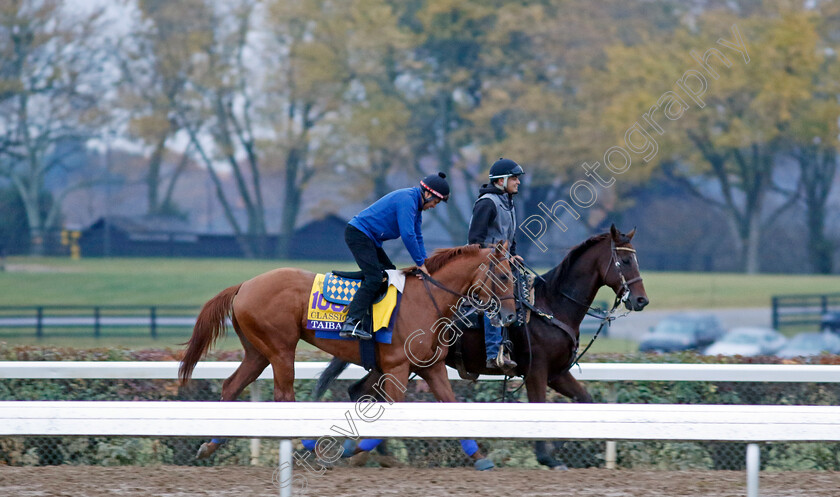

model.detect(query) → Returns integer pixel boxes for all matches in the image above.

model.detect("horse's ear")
[494,240,509,255]
[627,227,636,240]
[610,223,619,242]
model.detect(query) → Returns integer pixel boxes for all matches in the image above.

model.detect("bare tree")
[116,0,207,217]
[0,0,108,255]
[172,0,269,258]
[263,0,359,258]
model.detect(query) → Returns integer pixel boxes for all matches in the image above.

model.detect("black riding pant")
[344,225,395,322]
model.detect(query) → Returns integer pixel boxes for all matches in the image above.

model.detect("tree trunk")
[372,158,391,200]
[28,228,45,257]
[146,133,168,215]
[799,147,836,274]
[516,183,553,259]
[435,92,469,245]
[806,200,832,274]
[277,146,304,259]
[744,212,760,274]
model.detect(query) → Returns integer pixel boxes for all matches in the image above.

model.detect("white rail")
[2,361,840,382]
[3,362,836,497]
[2,400,836,497]
[2,401,839,441]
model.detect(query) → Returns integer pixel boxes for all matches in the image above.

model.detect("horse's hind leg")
[269,348,297,402]
[196,325,269,459]
[417,363,494,470]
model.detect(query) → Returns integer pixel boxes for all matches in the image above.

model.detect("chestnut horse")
[178,242,517,458]
[315,225,649,468]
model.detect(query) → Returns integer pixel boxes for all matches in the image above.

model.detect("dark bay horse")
[178,242,517,459]
[315,225,649,468]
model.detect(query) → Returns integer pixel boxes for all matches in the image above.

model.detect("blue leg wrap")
[210,438,226,445]
[301,439,317,451]
[341,438,357,457]
[460,439,479,457]
[357,439,384,452]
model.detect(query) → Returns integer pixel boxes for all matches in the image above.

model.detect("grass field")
[4,256,839,307]
[1,256,838,352]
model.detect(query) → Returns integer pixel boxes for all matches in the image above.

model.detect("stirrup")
[339,319,359,338]
[340,319,372,340]
[350,327,372,340]
[493,349,518,373]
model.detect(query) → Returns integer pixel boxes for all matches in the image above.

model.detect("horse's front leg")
[548,370,593,403]
[535,370,595,469]
[417,362,494,471]
[525,364,567,469]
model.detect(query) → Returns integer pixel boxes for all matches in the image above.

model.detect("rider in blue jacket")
[340,172,450,339]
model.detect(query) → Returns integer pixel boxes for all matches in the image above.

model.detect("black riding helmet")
[420,172,450,202]
[489,158,525,179]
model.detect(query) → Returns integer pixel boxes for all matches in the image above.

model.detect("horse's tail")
[179,283,242,384]
[312,357,351,400]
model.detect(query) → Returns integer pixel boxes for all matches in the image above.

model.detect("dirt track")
[1,466,838,496]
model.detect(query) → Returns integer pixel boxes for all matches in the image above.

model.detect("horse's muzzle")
[500,310,517,326]
[626,295,649,311]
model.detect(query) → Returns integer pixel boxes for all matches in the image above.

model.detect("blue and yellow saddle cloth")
[305,273,401,344]
[321,272,363,305]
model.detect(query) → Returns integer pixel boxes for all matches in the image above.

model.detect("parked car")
[638,313,726,353]
[703,327,787,357]
[820,312,840,333]
[775,332,840,358]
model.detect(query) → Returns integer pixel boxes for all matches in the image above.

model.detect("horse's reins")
[496,241,644,400]
[414,258,515,324]
[520,241,643,372]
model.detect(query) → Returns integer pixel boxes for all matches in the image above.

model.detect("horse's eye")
[622,257,631,265]
[499,274,509,281]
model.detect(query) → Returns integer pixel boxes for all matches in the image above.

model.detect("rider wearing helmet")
[468,158,524,371]
[340,172,450,339]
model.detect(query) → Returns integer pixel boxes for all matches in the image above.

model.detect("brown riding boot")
[486,351,518,374]
[496,350,518,374]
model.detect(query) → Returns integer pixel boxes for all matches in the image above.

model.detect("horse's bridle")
[608,240,644,305]
[417,256,515,325]
[512,239,644,381]
[557,240,643,316]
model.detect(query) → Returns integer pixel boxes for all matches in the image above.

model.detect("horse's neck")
[541,256,603,327]
[427,260,479,307]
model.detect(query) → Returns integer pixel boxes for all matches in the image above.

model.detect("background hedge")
[1,344,838,470]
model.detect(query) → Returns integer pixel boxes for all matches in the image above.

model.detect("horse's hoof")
[551,463,569,471]
[315,458,335,470]
[196,442,218,460]
[474,458,495,471]
[374,454,403,468]
[347,451,369,467]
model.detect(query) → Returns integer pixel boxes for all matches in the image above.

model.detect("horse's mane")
[541,233,610,286]
[403,244,482,274]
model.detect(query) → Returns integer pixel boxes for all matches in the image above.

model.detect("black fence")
[0,229,70,257]
[0,306,201,339]
[771,293,840,333]
[0,302,609,339]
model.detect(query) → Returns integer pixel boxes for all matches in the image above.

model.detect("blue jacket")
[349,187,427,266]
